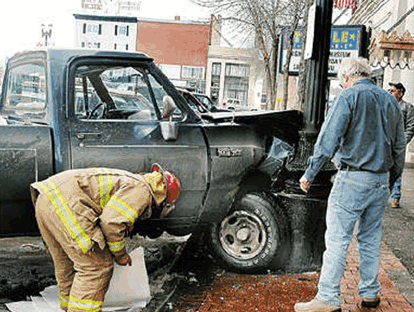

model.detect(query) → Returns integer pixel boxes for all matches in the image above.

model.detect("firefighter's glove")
[115,253,132,266]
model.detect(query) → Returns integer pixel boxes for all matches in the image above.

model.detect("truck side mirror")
[160,95,179,141]
[160,120,179,141]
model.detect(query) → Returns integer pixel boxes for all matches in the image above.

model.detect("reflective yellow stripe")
[68,294,103,312]
[59,294,69,306]
[107,239,125,252]
[96,168,113,208]
[38,181,92,253]
[107,195,138,222]
[99,174,105,207]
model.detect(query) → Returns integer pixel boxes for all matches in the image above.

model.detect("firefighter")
[30,164,181,312]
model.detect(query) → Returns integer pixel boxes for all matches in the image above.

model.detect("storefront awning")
[369,30,414,69]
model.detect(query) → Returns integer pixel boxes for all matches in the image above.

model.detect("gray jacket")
[400,98,414,144]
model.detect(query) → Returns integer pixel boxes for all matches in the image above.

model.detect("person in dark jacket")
[388,82,414,208]
[31,165,181,312]
[295,57,405,312]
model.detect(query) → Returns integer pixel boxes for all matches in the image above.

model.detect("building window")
[114,43,117,50]
[225,63,250,77]
[83,23,86,34]
[86,24,100,34]
[261,94,268,104]
[210,62,221,103]
[212,63,221,76]
[182,66,204,79]
[81,42,85,48]
[98,24,102,35]
[126,44,129,51]
[97,42,101,49]
[114,25,118,36]
[223,63,250,103]
[118,25,129,36]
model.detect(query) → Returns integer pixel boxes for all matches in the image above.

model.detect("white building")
[73,14,137,51]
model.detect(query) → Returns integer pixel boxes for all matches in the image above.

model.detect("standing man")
[294,57,405,312]
[388,82,414,208]
[31,165,181,312]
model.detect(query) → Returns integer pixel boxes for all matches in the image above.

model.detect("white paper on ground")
[31,296,61,312]
[103,247,151,310]
[7,247,150,312]
[5,301,39,312]
[40,286,61,310]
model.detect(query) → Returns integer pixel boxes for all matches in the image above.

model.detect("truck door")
[67,61,208,233]
[0,53,54,236]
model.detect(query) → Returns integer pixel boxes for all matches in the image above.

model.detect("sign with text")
[82,0,104,10]
[280,25,367,76]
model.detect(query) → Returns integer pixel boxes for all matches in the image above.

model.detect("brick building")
[136,17,211,92]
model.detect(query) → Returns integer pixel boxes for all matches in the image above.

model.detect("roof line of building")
[135,17,210,25]
[73,13,210,26]
[73,14,138,23]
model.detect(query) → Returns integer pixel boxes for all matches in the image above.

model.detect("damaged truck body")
[0,48,333,273]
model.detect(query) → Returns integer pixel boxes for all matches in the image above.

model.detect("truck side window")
[74,65,182,121]
[3,63,47,120]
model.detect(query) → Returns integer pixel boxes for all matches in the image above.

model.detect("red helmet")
[152,164,181,204]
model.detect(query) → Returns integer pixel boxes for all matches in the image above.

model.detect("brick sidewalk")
[173,238,414,311]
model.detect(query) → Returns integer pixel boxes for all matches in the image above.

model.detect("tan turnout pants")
[35,194,114,312]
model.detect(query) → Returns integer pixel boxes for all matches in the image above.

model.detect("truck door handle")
[75,132,102,140]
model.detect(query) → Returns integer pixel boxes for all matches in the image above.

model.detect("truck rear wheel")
[209,193,290,273]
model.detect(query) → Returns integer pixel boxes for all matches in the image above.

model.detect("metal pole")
[303,0,333,132]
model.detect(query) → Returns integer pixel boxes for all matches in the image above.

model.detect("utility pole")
[303,0,333,133]
[283,0,335,271]
[287,0,334,172]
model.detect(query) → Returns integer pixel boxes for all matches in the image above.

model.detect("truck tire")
[209,193,290,273]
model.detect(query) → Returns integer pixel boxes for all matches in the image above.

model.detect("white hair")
[338,57,372,79]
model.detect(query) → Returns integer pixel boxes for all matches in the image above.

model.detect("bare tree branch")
[191,0,308,110]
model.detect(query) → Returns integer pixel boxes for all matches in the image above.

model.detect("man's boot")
[294,299,341,312]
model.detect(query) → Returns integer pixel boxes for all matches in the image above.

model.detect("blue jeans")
[315,170,390,306]
[391,175,402,201]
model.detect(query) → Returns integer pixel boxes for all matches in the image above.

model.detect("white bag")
[103,247,151,310]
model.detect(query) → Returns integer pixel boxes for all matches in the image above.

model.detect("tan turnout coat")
[30,168,167,312]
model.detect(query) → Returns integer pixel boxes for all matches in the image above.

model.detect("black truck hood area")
[201,109,304,146]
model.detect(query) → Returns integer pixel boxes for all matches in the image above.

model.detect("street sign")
[280,25,367,76]
[304,4,317,60]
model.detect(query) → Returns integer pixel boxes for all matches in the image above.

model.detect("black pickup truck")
[0,49,325,273]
